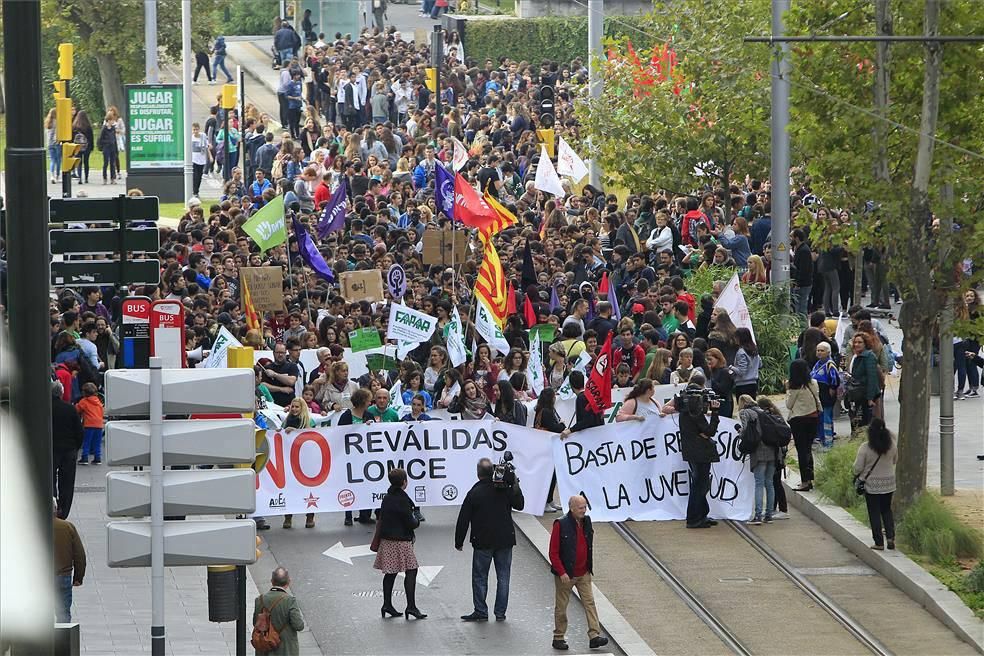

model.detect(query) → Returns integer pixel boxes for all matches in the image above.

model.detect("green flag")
[242,195,286,252]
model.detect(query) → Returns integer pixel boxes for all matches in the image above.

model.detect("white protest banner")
[475,296,511,355]
[202,326,242,368]
[526,333,544,396]
[714,272,755,342]
[445,305,468,367]
[254,420,554,517]
[557,136,588,182]
[387,303,437,344]
[553,415,753,522]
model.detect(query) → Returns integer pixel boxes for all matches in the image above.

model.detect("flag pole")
[284,209,296,301]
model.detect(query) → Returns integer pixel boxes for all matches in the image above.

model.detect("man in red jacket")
[549,495,608,651]
[313,171,332,209]
[612,327,646,381]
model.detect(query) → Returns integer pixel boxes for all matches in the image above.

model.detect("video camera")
[491,451,517,489]
[675,387,720,417]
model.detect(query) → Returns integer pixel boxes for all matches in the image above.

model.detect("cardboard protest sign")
[240,267,285,312]
[339,270,385,303]
[422,228,470,265]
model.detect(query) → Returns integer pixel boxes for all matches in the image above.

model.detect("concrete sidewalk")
[68,463,322,655]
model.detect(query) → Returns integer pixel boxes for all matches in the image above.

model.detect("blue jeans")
[792,285,812,316]
[278,48,293,68]
[816,405,834,447]
[49,144,62,178]
[422,0,435,14]
[753,460,776,519]
[56,574,73,622]
[80,427,103,460]
[471,547,512,618]
[213,54,232,81]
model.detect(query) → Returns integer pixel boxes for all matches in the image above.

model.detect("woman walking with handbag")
[375,468,427,620]
[785,358,821,492]
[853,418,897,550]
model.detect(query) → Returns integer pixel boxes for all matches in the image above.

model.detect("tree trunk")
[720,164,732,222]
[895,0,943,511]
[95,52,125,116]
[0,73,6,114]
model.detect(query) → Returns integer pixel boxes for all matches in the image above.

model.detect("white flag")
[556,136,588,182]
[387,302,437,344]
[534,145,567,198]
[388,380,408,416]
[202,326,242,369]
[713,272,755,342]
[526,332,545,396]
[475,295,511,355]
[556,350,593,400]
[452,137,469,172]
[834,312,848,350]
[444,305,468,367]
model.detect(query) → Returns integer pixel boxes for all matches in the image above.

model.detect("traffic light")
[53,80,66,100]
[62,143,83,173]
[221,83,237,110]
[56,97,73,142]
[538,85,555,129]
[425,67,438,94]
[58,43,74,80]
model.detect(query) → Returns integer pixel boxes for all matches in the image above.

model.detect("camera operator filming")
[454,454,525,622]
[664,373,722,529]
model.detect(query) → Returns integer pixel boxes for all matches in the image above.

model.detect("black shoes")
[495,614,506,621]
[552,640,569,650]
[255,519,271,531]
[405,607,427,620]
[460,612,488,622]
[686,520,713,529]
[589,636,610,649]
[380,604,400,618]
[344,516,353,526]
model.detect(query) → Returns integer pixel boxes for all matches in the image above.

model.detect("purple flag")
[434,162,455,220]
[608,280,622,322]
[316,177,348,240]
[293,214,335,283]
[550,285,561,313]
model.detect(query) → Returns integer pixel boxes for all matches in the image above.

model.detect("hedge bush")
[463,15,647,66]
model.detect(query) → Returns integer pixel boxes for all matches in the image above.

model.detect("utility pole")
[939,182,954,496]
[587,0,603,188]
[145,0,160,84]
[3,1,53,653]
[182,0,193,200]
[431,25,443,123]
[769,0,791,290]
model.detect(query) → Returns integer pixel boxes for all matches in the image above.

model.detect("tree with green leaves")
[575,0,772,219]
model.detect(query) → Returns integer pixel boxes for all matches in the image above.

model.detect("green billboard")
[126,84,184,169]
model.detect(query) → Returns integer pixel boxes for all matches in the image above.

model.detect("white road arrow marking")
[398,565,443,587]
[322,541,375,565]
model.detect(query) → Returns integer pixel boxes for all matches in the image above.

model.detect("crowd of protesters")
[42,24,982,525]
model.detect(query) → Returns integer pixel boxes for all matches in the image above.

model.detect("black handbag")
[853,453,881,495]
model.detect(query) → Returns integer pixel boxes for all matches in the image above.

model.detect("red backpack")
[251,593,288,653]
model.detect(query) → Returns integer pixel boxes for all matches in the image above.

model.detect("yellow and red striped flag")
[474,237,509,329]
[478,191,518,245]
[241,271,262,331]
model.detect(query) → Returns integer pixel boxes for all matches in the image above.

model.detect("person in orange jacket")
[75,382,104,465]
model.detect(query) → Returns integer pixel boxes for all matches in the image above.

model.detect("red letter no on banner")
[289,431,332,486]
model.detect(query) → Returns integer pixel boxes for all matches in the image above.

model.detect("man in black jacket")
[52,381,83,519]
[454,457,525,622]
[560,371,603,437]
[790,228,814,317]
[677,375,721,529]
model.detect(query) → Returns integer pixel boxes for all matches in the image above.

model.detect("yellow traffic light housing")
[62,143,83,173]
[58,43,74,80]
[425,67,438,93]
[56,98,73,142]
[536,128,555,159]
[221,83,237,110]
[255,536,263,562]
[53,80,66,100]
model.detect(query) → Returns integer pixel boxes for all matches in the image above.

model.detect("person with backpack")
[810,342,840,448]
[785,359,821,492]
[853,418,897,551]
[252,567,305,655]
[71,110,94,184]
[211,36,233,84]
[737,394,789,524]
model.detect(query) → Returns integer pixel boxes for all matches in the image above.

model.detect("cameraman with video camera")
[454,455,525,622]
[675,372,721,529]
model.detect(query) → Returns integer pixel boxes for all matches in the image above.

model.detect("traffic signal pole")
[2,1,54,653]
[431,25,443,122]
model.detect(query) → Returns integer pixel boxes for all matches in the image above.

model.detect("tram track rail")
[612,520,895,656]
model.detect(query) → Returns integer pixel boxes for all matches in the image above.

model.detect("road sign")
[107,520,257,567]
[121,296,151,369]
[51,259,160,286]
[49,196,160,222]
[106,418,256,466]
[107,469,256,517]
[49,226,159,254]
[104,368,254,416]
[150,300,186,369]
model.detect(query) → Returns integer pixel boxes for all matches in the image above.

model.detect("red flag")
[506,281,518,316]
[598,271,609,295]
[585,332,613,414]
[523,293,537,329]
[454,172,497,232]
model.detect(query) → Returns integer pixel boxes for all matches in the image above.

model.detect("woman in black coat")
[534,388,565,513]
[97,112,119,184]
[374,468,426,620]
[71,110,94,184]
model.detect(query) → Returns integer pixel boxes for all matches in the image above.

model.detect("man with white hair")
[548,495,608,651]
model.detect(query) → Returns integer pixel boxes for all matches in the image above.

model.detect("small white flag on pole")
[834,312,848,350]
[556,136,588,182]
[445,305,468,367]
[475,296,511,355]
[451,137,470,172]
[526,332,545,396]
[534,145,567,198]
[713,272,755,342]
